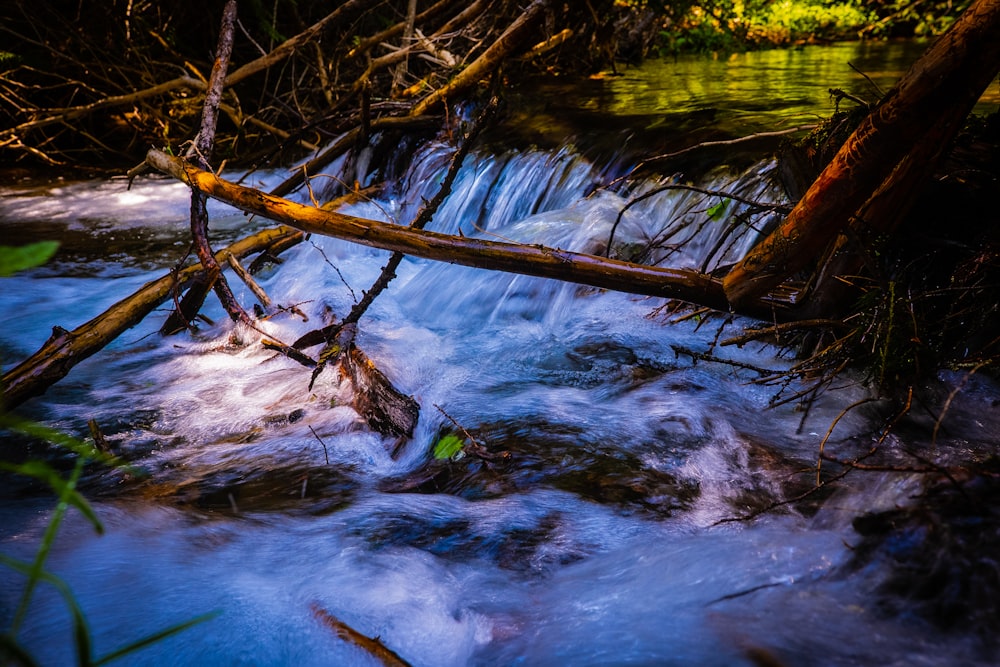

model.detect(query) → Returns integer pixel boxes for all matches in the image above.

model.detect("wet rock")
[137,464,358,515]
[844,460,1000,644]
[262,408,306,426]
[382,419,700,517]
[347,511,582,573]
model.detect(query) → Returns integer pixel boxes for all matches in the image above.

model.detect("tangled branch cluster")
[0,0,650,172]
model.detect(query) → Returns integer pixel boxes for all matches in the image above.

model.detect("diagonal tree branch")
[145,147,789,317]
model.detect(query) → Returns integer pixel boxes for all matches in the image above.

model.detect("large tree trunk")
[722,0,1000,308]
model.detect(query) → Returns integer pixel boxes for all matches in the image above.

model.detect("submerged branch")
[310,603,412,667]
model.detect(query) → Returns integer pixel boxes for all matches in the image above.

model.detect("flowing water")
[2,41,1000,666]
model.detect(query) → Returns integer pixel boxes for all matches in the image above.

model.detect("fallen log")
[344,345,420,442]
[1,226,303,411]
[722,0,1000,307]
[145,148,753,315]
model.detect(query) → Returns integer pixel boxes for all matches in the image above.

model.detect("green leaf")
[706,199,728,221]
[432,434,465,460]
[0,242,59,277]
[71,598,93,667]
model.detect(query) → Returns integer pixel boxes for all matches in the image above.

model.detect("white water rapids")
[3,43,1000,666]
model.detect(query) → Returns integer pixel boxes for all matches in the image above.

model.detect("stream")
[3,40,1000,666]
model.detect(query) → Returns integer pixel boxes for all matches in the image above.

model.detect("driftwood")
[722,0,1000,306]
[344,345,420,444]
[145,148,760,315]
[1,226,303,411]
[310,603,411,667]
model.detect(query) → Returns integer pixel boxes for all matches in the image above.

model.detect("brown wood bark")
[343,345,420,440]
[146,148,740,313]
[1,227,303,411]
[722,0,1000,307]
[183,0,253,328]
[409,0,551,116]
[311,604,411,667]
[798,109,971,320]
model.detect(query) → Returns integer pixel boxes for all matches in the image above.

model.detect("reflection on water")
[505,39,999,169]
[593,41,937,123]
[3,40,1000,667]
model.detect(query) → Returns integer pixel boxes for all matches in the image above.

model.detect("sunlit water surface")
[2,42,1000,666]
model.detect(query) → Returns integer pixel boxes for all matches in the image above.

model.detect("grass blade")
[0,632,42,667]
[0,461,104,534]
[92,612,219,666]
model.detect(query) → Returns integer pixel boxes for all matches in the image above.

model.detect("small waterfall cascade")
[2,125,998,667]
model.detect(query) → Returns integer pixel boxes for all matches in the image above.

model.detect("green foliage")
[0,242,59,277]
[863,0,972,37]
[761,0,874,42]
[0,414,118,467]
[0,460,103,534]
[640,0,962,54]
[0,421,214,665]
[706,199,728,221]
[1,553,218,667]
[0,248,210,665]
[433,433,466,460]
[246,0,287,43]
[0,51,21,73]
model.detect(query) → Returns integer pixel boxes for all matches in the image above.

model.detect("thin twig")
[604,126,817,191]
[932,361,989,447]
[308,97,499,387]
[308,425,330,465]
[815,397,878,486]
[604,183,791,258]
